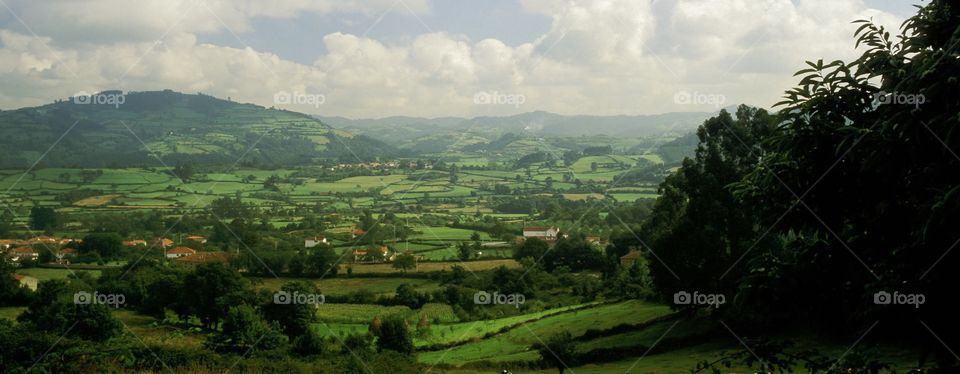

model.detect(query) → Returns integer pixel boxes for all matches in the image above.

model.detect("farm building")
[8,246,38,262]
[620,249,642,267]
[185,235,207,244]
[304,236,328,248]
[352,245,390,262]
[56,248,78,264]
[523,226,560,241]
[166,246,196,259]
[351,228,366,239]
[173,252,229,266]
[13,274,38,291]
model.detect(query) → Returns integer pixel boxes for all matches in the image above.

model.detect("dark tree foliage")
[262,281,319,338]
[29,206,58,231]
[374,317,413,355]
[79,232,122,259]
[209,305,287,352]
[535,331,577,374]
[729,0,960,359]
[17,280,121,342]
[182,263,250,329]
[641,106,775,307]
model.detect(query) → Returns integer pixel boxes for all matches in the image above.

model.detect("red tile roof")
[168,246,196,255]
[13,246,36,254]
[174,251,229,264]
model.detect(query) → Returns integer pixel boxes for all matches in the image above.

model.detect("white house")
[522,226,560,240]
[304,236,328,248]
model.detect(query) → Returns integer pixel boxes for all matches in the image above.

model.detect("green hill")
[0,90,400,168]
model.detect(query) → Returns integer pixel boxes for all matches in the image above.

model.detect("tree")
[535,331,577,374]
[292,328,325,356]
[394,283,426,309]
[305,245,340,277]
[457,242,472,261]
[731,0,960,349]
[29,206,58,231]
[18,280,121,342]
[79,232,122,259]
[172,162,195,182]
[0,213,11,237]
[210,305,287,352]
[0,260,30,306]
[542,236,604,272]
[183,263,249,329]
[374,317,413,355]
[392,253,416,272]
[262,281,319,338]
[589,162,598,172]
[641,106,774,307]
[514,237,549,262]
[262,175,281,191]
[449,164,459,183]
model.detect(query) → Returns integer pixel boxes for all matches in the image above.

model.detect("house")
[351,228,366,239]
[353,246,390,262]
[620,249,642,267]
[13,274,38,291]
[9,246,38,262]
[151,238,174,248]
[56,248,78,264]
[0,239,15,250]
[122,239,147,247]
[166,246,196,259]
[174,251,229,266]
[304,236,327,248]
[522,226,560,241]
[185,235,207,244]
[27,236,58,245]
[352,249,368,262]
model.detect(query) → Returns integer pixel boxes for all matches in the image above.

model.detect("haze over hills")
[320,110,715,139]
[0,89,715,169]
[0,90,400,168]
[319,110,717,154]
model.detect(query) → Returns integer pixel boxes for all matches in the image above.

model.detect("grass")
[418,300,672,365]
[415,302,602,348]
[344,259,520,274]
[251,277,443,297]
[15,267,102,281]
[316,304,413,324]
[409,227,493,241]
[0,307,26,321]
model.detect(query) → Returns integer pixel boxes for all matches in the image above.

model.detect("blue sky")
[0,0,924,117]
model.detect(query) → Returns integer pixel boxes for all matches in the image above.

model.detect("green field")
[15,267,103,281]
[418,301,672,365]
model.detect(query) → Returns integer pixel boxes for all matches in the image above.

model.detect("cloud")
[0,0,907,117]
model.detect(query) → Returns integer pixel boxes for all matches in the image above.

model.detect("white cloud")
[0,0,908,117]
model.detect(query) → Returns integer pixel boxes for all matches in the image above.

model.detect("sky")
[0,0,922,118]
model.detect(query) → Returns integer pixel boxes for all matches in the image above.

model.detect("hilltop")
[0,90,400,168]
